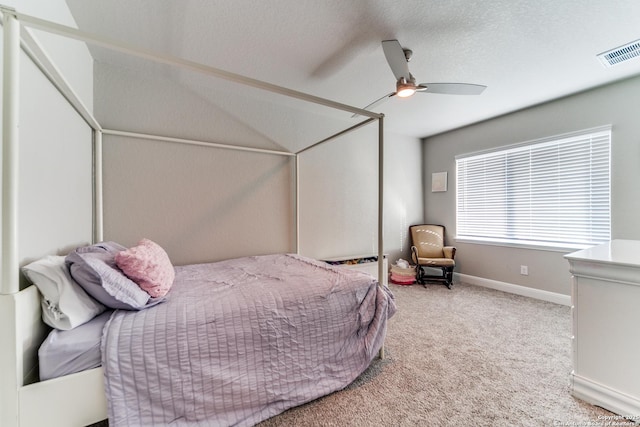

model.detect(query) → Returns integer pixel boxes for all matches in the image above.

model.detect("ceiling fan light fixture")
[396,78,416,98]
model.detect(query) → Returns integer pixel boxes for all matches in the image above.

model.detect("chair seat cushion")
[417,258,455,268]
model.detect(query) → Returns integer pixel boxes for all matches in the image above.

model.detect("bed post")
[93,130,104,243]
[377,115,385,360]
[377,115,384,287]
[1,6,21,427]
[1,5,20,295]
[294,154,300,254]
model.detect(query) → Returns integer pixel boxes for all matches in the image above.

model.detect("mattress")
[103,253,396,426]
[38,310,112,381]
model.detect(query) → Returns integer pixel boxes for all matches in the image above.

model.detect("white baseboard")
[571,373,640,422]
[455,273,571,306]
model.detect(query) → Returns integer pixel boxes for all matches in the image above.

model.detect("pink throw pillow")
[115,239,175,298]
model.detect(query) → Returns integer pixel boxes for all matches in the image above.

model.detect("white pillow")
[22,255,106,330]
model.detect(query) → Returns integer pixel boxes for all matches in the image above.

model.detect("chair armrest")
[443,246,457,260]
[411,245,419,264]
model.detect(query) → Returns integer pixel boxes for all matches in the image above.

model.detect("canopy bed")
[0,6,392,427]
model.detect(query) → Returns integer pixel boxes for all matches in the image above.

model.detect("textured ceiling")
[63,0,640,139]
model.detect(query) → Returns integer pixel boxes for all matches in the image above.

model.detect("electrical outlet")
[520,265,529,276]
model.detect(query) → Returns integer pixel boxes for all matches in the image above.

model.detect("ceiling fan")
[356,39,487,114]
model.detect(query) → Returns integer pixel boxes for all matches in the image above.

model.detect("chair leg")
[416,266,425,285]
[416,266,453,289]
[445,267,454,289]
[421,268,428,287]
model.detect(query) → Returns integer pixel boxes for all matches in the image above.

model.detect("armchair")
[410,224,456,289]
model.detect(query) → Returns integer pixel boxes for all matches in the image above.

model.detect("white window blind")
[456,127,611,249]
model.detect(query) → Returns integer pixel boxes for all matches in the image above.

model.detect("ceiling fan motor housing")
[396,76,417,97]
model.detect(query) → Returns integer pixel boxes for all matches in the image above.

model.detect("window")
[456,126,611,250]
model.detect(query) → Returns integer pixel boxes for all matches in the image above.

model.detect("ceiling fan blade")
[382,40,411,81]
[351,92,396,118]
[419,83,487,95]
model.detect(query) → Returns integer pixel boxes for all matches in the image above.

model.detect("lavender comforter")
[102,254,396,426]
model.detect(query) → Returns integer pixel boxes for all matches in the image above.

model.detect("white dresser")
[565,240,640,419]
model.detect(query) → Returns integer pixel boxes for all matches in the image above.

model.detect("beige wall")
[423,75,640,296]
[18,50,93,266]
[299,125,423,263]
[102,135,294,265]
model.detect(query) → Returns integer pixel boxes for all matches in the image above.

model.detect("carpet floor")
[257,282,616,426]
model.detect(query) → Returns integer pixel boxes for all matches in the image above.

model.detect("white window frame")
[455,126,611,252]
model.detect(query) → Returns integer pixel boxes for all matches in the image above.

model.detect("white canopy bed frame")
[0,6,386,427]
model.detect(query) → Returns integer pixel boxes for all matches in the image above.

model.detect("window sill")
[454,236,595,253]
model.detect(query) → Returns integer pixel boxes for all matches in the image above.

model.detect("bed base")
[1,286,107,427]
[19,368,107,427]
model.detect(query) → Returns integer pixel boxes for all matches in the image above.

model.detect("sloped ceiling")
[64,0,640,140]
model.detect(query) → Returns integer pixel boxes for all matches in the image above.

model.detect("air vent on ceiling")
[597,39,640,68]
